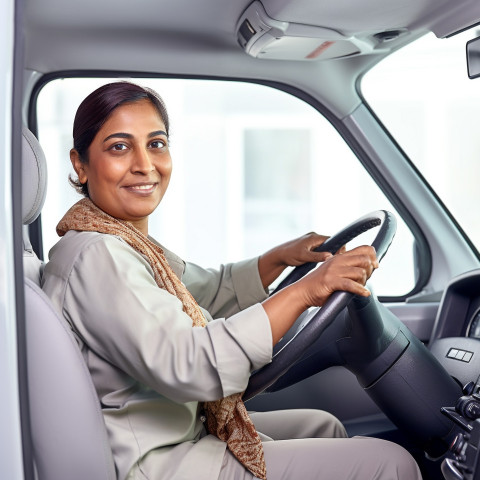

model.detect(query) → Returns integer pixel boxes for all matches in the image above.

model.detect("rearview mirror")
[467,36,480,79]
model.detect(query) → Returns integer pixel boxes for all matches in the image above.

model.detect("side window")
[36,78,416,297]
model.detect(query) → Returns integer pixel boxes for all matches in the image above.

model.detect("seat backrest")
[22,129,116,480]
[25,279,116,480]
[22,127,47,285]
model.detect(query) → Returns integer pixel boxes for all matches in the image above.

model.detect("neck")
[128,218,148,236]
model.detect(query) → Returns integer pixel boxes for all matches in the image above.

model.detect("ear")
[70,149,88,184]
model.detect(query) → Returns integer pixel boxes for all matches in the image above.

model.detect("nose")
[131,147,154,174]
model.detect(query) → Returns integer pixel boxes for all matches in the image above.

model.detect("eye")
[110,143,128,151]
[149,139,167,150]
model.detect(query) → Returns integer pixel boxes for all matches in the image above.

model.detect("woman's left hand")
[258,232,341,289]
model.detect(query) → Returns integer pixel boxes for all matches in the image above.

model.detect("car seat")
[22,127,116,480]
[22,127,47,285]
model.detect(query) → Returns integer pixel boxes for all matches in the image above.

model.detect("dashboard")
[429,269,480,388]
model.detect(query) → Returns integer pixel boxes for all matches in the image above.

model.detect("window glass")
[362,29,480,252]
[36,78,416,296]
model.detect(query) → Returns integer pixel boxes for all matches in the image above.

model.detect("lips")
[123,182,158,195]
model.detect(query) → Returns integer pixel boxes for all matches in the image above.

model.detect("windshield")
[363,29,480,252]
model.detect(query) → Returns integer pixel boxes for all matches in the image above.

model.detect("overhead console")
[236,0,406,61]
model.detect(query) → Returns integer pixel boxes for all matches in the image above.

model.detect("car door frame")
[0,0,35,478]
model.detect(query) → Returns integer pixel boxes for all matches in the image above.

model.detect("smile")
[123,183,158,194]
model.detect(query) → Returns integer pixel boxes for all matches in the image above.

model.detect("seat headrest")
[22,127,48,225]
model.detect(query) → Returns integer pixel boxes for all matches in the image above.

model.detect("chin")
[127,206,158,219]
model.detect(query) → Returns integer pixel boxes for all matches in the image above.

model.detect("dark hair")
[69,81,170,197]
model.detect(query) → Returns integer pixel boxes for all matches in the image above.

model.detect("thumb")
[311,251,333,263]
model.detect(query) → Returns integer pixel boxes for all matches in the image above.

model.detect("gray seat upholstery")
[22,128,116,480]
[22,127,47,285]
[25,280,117,480]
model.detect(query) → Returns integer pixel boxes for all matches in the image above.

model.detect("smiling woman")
[68,83,172,234]
[40,81,420,480]
[70,100,171,234]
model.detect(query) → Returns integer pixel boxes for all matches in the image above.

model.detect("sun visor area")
[236,1,380,61]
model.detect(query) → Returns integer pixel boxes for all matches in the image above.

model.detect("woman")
[42,82,422,480]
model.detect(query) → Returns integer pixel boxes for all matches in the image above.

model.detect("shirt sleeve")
[63,235,273,404]
[182,259,268,318]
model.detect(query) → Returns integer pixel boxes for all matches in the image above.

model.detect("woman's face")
[71,99,172,234]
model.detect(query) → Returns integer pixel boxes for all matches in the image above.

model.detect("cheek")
[158,157,173,178]
[93,162,125,185]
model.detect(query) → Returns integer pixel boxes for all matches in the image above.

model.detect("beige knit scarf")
[57,198,267,480]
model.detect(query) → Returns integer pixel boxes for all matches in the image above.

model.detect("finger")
[339,247,378,267]
[327,264,371,285]
[305,233,330,250]
[321,260,378,289]
[330,277,372,297]
[309,251,333,263]
[345,245,377,259]
[328,252,378,271]
[352,259,377,276]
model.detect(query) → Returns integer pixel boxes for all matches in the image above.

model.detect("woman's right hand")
[294,245,378,308]
[262,245,379,345]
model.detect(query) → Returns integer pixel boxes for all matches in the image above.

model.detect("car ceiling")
[23,0,480,117]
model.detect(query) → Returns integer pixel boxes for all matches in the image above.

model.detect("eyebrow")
[103,130,168,143]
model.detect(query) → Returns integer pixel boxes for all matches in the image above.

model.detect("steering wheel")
[244,210,396,400]
[244,210,462,456]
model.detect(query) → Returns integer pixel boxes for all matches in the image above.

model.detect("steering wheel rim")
[244,210,397,401]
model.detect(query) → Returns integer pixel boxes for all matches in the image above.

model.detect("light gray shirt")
[42,230,272,480]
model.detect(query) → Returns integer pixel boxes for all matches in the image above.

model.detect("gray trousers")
[218,409,423,480]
